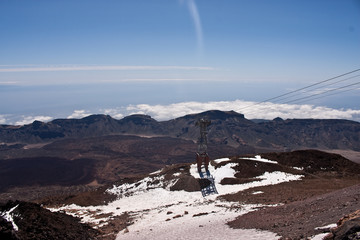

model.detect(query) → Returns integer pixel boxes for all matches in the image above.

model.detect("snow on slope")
[49,156,304,240]
[241,155,278,164]
[0,204,19,231]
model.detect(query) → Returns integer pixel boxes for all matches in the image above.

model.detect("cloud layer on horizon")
[124,100,360,121]
[2,100,359,126]
[13,115,53,126]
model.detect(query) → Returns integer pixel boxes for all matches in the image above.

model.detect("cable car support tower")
[195,118,218,196]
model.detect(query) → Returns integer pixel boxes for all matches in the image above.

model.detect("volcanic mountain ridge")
[1,110,359,152]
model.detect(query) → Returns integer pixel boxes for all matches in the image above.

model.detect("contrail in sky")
[182,0,203,53]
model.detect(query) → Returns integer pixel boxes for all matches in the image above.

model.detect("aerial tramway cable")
[270,74,360,104]
[239,68,360,114]
[282,81,360,104]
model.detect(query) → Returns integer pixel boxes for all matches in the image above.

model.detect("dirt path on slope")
[228,183,360,239]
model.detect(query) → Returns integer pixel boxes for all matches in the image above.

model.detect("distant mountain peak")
[82,114,112,121]
[273,117,284,122]
[31,120,46,129]
[181,110,245,120]
[122,114,157,124]
[123,114,153,120]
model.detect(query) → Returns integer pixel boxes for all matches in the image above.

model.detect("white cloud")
[67,110,92,119]
[123,100,360,122]
[2,100,359,126]
[0,115,7,124]
[0,65,213,73]
[102,108,124,119]
[15,115,53,125]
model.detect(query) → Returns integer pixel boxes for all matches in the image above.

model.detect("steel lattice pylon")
[195,118,217,196]
[195,118,211,173]
[196,118,211,153]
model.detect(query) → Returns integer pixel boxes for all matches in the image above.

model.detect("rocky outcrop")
[325,210,360,240]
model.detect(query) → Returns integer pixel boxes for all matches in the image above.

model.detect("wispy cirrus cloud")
[180,0,203,52]
[187,0,203,51]
[0,65,214,73]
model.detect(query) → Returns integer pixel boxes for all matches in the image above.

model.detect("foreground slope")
[43,150,360,240]
[229,183,360,239]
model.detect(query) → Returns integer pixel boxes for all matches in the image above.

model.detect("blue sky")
[0,0,360,124]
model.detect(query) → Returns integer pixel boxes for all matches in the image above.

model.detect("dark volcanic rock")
[325,210,360,240]
[120,114,163,135]
[332,218,360,240]
[0,200,98,240]
[261,149,360,175]
[0,215,14,239]
[170,175,200,192]
[0,157,96,192]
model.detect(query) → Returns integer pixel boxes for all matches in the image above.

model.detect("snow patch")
[1,204,19,231]
[107,175,167,197]
[149,169,162,175]
[241,155,278,164]
[315,223,337,230]
[213,157,230,164]
[310,233,330,240]
[213,163,238,184]
[252,191,264,195]
[293,166,304,171]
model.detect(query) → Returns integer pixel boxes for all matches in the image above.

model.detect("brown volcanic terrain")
[0,157,96,192]
[228,183,360,239]
[219,150,360,204]
[0,135,242,203]
[42,150,360,239]
[1,150,360,239]
[0,135,197,202]
[218,150,360,239]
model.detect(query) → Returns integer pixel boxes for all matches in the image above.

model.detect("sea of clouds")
[1,99,359,125]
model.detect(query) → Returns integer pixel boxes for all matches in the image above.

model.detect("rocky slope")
[228,183,360,239]
[27,150,360,239]
[2,150,360,239]
[0,200,98,240]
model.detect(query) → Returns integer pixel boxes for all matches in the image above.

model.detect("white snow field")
[49,156,309,240]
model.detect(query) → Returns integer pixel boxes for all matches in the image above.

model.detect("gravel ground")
[228,183,360,239]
